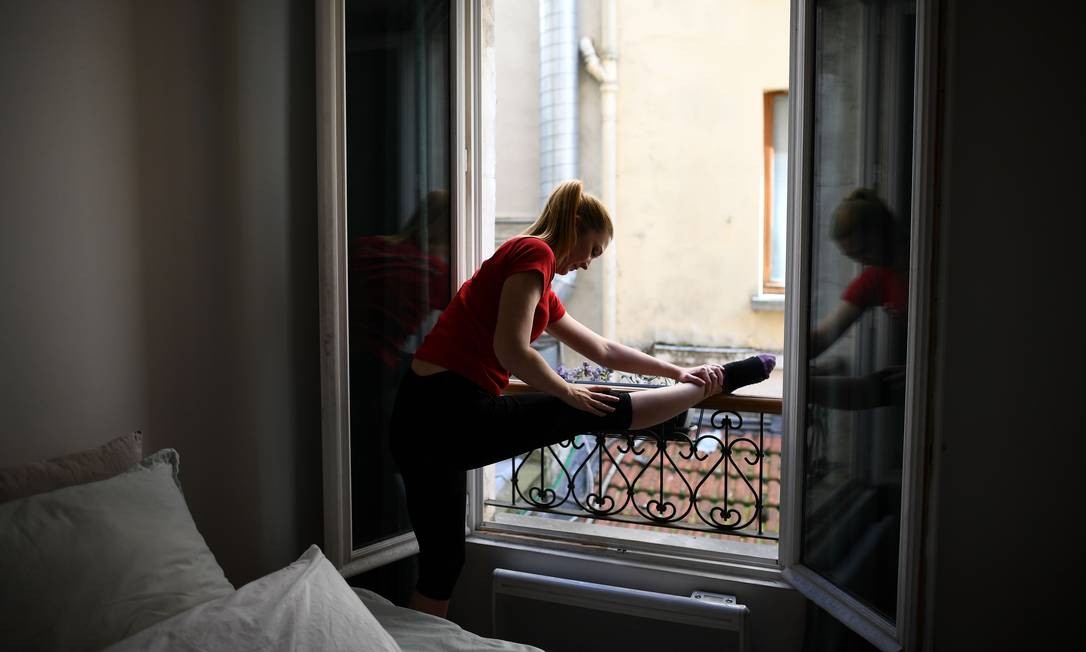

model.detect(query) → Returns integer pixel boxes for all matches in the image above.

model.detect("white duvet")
[104,544,542,652]
[104,545,401,652]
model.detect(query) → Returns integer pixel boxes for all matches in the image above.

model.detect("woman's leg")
[627,380,712,430]
[461,355,775,468]
[390,371,470,616]
[462,376,714,469]
[397,464,465,616]
[392,355,775,607]
[627,355,774,428]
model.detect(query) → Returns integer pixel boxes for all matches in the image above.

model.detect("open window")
[316,0,474,573]
[779,0,937,649]
[317,0,939,648]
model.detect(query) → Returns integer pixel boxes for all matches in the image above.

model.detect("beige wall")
[493,0,609,340]
[614,0,788,351]
[494,0,541,220]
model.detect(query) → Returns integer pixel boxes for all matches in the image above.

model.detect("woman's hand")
[561,384,621,416]
[677,364,725,397]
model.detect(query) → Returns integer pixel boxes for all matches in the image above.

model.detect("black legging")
[389,368,634,601]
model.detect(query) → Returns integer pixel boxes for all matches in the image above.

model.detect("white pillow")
[104,545,403,652]
[0,449,234,652]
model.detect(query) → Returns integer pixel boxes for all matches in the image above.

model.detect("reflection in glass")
[346,0,452,550]
[802,0,915,620]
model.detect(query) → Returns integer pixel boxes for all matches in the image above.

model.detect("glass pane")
[345,0,452,550]
[801,0,916,621]
[770,93,789,285]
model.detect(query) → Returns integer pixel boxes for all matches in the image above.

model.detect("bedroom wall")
[927,2,1079,649]
[0,0,323,586]
[4,1,1081,647]
[1,1,146,463]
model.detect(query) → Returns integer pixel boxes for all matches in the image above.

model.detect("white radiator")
[492,568,751,651]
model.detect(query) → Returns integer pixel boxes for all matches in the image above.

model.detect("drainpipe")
[539,0,580,303]
[579,0,618,339]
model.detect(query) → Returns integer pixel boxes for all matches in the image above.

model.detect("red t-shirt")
[414,236,566,395]
[348,235,450,370]
[841,266,908,316]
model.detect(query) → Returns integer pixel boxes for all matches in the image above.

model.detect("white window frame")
[467,0,784,580]
[778,0,940,650]
[316,0,351,570]
[316,0,487,575]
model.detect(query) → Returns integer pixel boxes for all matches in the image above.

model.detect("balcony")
[484,381,783,551]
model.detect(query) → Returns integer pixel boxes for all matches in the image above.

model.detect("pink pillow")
[0,431,144,504]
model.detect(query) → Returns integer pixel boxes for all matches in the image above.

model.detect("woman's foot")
[721,354,776,394]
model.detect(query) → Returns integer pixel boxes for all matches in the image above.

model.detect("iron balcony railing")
[487,383,783,541]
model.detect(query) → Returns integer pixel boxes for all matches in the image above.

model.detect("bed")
[0,435,541,651]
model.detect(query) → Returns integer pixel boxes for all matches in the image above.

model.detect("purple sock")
[722,354,775,394]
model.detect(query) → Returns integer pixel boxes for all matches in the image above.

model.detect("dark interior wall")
[928,2,1080,648]
[0,0,322,586]
[1,0,146,462]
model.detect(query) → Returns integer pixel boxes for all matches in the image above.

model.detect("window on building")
[764,90,789,294]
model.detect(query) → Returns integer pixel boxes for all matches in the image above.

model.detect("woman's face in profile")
[558,229,609,275]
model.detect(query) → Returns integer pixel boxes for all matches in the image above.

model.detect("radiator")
[492,568,751,652]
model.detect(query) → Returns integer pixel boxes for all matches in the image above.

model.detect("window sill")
[504,379,783,412]
[750,293,785,312]
[467,525,790,588]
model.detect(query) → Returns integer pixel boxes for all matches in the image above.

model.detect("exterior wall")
[494,0,541,223]
[614,0,789,351]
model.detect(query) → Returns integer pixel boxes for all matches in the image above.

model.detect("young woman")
[390,179,774,617]
[810,188,909,359]
[808,188,909,409]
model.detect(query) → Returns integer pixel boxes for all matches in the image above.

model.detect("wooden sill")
[503,379,783,415]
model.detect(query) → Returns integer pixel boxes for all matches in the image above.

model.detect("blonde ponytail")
[523,179,613,264]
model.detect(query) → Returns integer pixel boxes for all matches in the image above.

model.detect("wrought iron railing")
[486,385,783,541]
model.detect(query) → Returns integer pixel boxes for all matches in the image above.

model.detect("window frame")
[318,0,942,647]
[777,0,940,650]
[316,0,485,575]
[316,0,351,570]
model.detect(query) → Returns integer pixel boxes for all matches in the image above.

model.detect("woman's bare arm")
[547,314,716,389]
[493,273,618,415]
[546,314,684,379]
